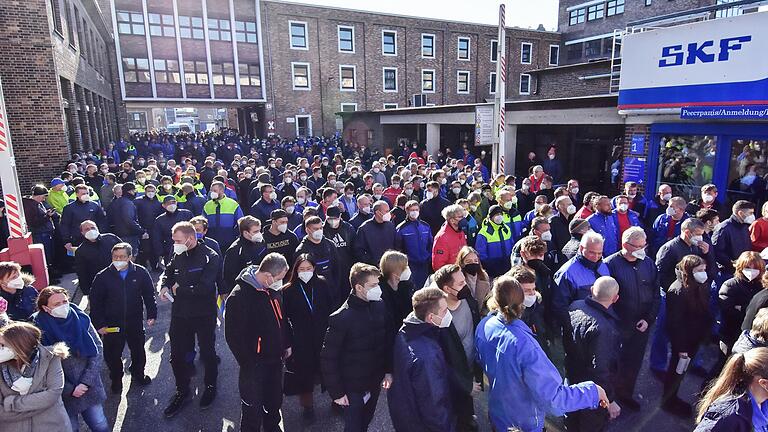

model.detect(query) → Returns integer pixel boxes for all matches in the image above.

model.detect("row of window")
[569,0,624,25]
[116,11,258,44]
[290,63,531,95]
[122,57,260,86]
[51,0,109,77]
[287,21,558,66]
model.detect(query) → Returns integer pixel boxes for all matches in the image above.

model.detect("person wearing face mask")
[281,254,331,422]
[604,227,660,411]
[564,276,622,429]
[340,183,358,219]
[395,201,433,289]
[294,186,319,215]
[320,263,394,431]
[295,217,339,297]
[388,287,456,432]
[612,194,643,241]
[355,200,397,266]
[349,194,373,230]
[222,216,267,296]
[512,216,553,267]
[276,172,299,201]
[249,184,280,225]
[662,255,714,417]
[48,178,71,214]
[322,207,356,307]
[88,244,156,394]
[0,321,71,432]
[621,181,645,217]
[382,175,403,205]
[262,209,300,270]
[158,221,221,417]
[475,205,513,278]
[523,194,549,230]
[379,251,416,328]
[152,196,193,264]
[105,182,145,258]
[73,220,122,296]
[515,179,536,215]
[225,253,292,431]
[548,196,578,264]
[420,181,452,236]
[642,184,673,229]
[718,252,766,360]
[587,196,621,257]
[0,262,38,322]
[389,194,408,227]
[133,184,163,271]
[697,208,721,245]
[281,196,303,232]
[509,266,547,351]
[202,181,244,250]
[32,287,109,432]
[651,196,690,256]
[713,200,756,281]
[60,185,107,252]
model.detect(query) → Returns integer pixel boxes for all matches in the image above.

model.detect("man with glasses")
[605,227,660,411]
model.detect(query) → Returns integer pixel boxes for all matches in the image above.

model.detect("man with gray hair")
[565,276,622,429]
[553,231,610,328]
[225,252,292,432]
[651,196,689,254]
[355,200,396,265]
[605,226,660,410]
[432,204,468,271]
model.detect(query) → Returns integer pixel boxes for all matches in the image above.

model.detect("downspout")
[263,3,277,131]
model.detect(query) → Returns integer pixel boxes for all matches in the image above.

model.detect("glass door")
[653,134,718,202]
[725,138,768,208]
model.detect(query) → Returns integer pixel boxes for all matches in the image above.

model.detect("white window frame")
[521,42,532,64]
[381,29,397,56]
[340,103,358,112]
[456,70,470,94]
[421,68,435,93]
[489,72,497,94]
[382,67,398,93]
[457,36,471,61]
[421,33,435,58]
[339,64,357,91]
[295,114,312,137]
[549,44,560,66]
[519,73,531,95]
[383,103,398,109]
[291,62,311,91]
[288,20,308,50]
[337,25,355,54]
[490,39,498,63]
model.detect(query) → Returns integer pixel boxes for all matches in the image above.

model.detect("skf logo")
[658,35,751,67]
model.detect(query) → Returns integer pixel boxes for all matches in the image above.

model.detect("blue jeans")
[70,404,110,432]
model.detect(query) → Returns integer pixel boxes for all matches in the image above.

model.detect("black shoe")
[619,397,641,411]
[131,375,152,386]
[199,385,216,409]
[662,397,692,418]
[111,380,122,395]
[164,391,189,418]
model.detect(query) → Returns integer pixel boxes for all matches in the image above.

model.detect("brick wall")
[530,60,612,99]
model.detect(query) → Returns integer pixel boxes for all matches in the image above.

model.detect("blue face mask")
[195,233,204,240]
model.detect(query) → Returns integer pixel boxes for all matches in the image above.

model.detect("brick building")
[0,0,125,189]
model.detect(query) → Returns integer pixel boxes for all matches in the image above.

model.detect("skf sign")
[659,36,751,67]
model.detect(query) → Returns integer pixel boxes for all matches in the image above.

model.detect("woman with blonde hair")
[379,250,414,326]
[0,321,71,431]
[695,347,768,431]
[719,251,766,357]
[455,246,491,307]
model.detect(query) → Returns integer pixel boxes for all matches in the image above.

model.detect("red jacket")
[382,186,402,206]
[431,222,467,271]
[750,218,768,252]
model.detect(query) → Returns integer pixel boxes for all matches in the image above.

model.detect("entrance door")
[724,138,768,208]
[295,115,311,137]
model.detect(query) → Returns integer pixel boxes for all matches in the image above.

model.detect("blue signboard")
[681,105,768,120]
[630,134,646,154]
[623,157,646,185]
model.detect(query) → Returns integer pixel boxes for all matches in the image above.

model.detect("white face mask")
[434,310,453,328]
[567,204,577,215]
[744,214,756,225]
[285,178,292,184]
[311,230,323,241]
[662,193,672,202]
[249,232,263,243]
[570,187,579,195]
[365,285,383,302]
[702,193,715,203]
[693,271,708,284]
[146,191,156,199]
[690,234,703,245]
[173,243,188,254]
[298,271,313,283]
[400,267,412,281]
[78,194,90,203]
[113,261,129,270]
[50,304,70,319]
[285,206,295,214]
[452,187,461,195]
[523,295,537,308]
[631,248,647,260]
[492,215,504,225]
[382,213,392,222]
[666,207,676,217]
[166,204,177,213]
[84,228,99,241]
[0,346,15,363]
[618,203,629,213]
[328,218,340,229]
[209,192,219,200]
[361,206,371,215]
[425,191,434,200]
[409,210,419,220]
[277,223,288,233]
[269,279,283,291]
[743,268,760,281]
[503,201,513,210]
[540,231,552,242]
[269,191,277,200]
[297,197,306,205]
[6,276,24,290]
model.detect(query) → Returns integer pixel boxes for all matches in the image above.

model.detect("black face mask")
[464,263,481,276]
[456,285,471,301]
[526,258,545,271]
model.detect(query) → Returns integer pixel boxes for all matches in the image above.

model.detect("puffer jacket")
[431,222,467,272]
[474,219,513,278]
[552,255,610,328]
[396,219,433,264]
[586,212,620,256]
[712,215,752,275]
[694,393,752,432]
[719,276,764,350]
[604,251,660,329]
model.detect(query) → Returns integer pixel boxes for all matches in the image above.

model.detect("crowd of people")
[2,129,768,431]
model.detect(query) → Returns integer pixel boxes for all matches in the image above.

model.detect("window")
[585,39,601,57]
[569,8,585,25]
[645,0,652,5]
[421,69,435,93]
[656,135,717,201]
[382,30,396,56]
[291,62,310,90]
[64,1,75,45]
[716,0,742,18]
[519,73,531,95]
[235,21,258,43]
[338,26,354,53]
[183,61,209,84]
[50,0,63,34]
[289,21,307,49]
[178,16,204,39]
[339,65,356,91]
[489,72,497,94]
[491,39,498,62]
[607,0,625,16]
[549,45,560,66]
[117,11,144,35]
[122,57,150,83]
[457,71,470,94]
[340,103,357,112]
[603,37,615,55]
[208,18,231,41]
[520,42,532,64]
[457,37,470,60]
[153,59,180,83]
[587,4,604,21]
[239,64,261,86]
[421,34,435,58]
[383,67,397,92]
[148,13,175,37]
[212,63,235,85]
[383,103,398,109]
[727,138,766,203]
[128,112,147,130]
[567,43,583,60]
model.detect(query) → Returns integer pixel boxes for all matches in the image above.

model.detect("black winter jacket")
[604,252,660,329]
[60,200,107,245]
[151,209,193,259]
[320,294,394,399]
[719,276,764,348]
[134,196,163,230]
[159,243,220,318]
[656,236,717,291]
[222,236,266,294]
[295,237,339,288]
[354,219,396,266]
[694,393,753,432]
[743,289,768,331]
[712,215,752,275]
[108,195,145,238]
[666,278,714,353]
[74,234,122,294]
[89,262,157,330]
[420,196,451,236]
